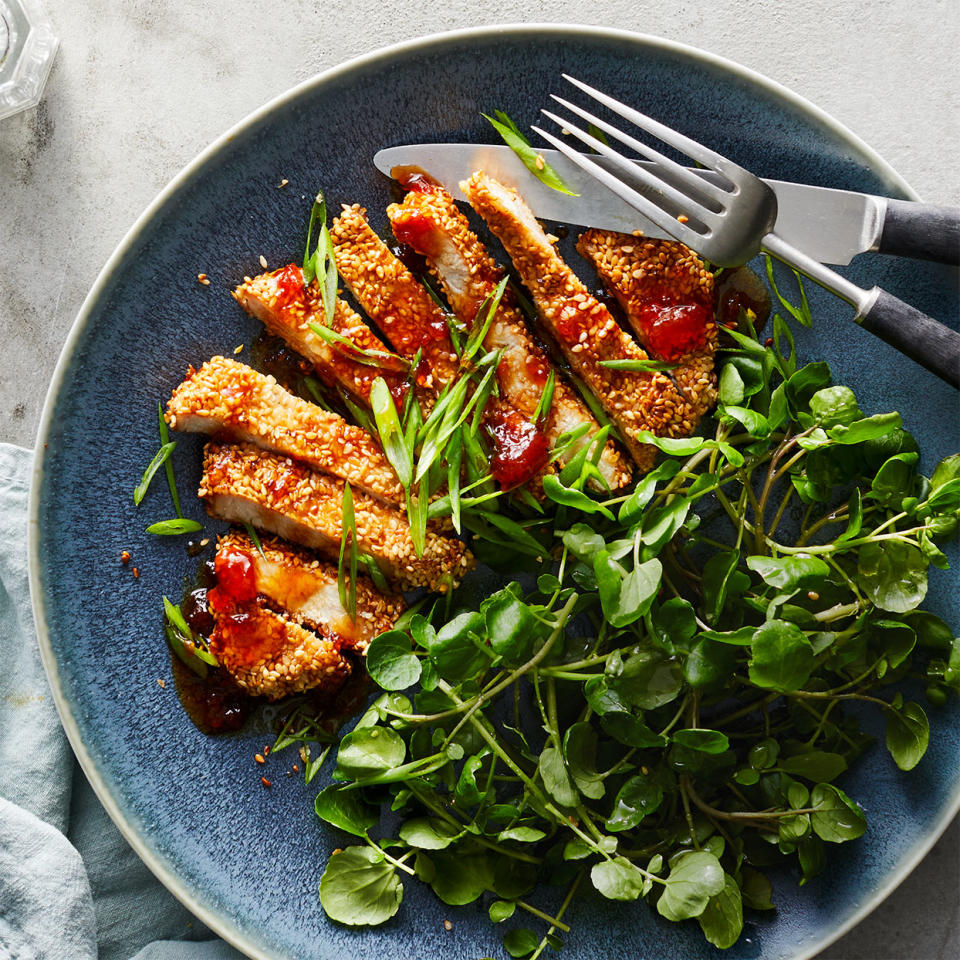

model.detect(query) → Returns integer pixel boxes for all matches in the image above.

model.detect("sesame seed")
[197,273,210,285]
[120,550,131,564]
[278,179,289,188]
[260,776,272,787]
[255,753,265,764]
[234,345,244,354]
[157,678,166,689]
[259,255,268,269]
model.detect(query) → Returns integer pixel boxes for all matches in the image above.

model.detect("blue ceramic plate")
[29,24,960,960]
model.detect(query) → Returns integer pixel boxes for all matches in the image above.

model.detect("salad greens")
[295,261,959,955]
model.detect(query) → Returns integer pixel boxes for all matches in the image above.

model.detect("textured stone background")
[1,1,957,957]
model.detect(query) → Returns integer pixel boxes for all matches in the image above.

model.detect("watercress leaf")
[884,701,930,771]
[656,851,726,921]
[749,739,780,769]
[563,722,605,800]
[701,549,741,624]
[589,857,647,902]
[722,404,771,438]
[562,523,606,563]
[828,412,902,444]
[809,784,867,842]
[428,845,493,905]
[600,712,667,749]
[797,836,826,886]
[455,752,487,807]
[786,361,832,415]
[684,638,737,690]
[749,620,815,693]
[563,838,593,860]
[584,676,631,716]
[923,476,960,514]
[718,362,745,405]
[778,751,847,782]
[314,785,379,837]
[809,386,860,427]
[640,498,691,552]
[594,551,662,628]
[503,927,540,958]
[617,650,683,709]
[672,728,730,754]
[618,460,683,526]
[333,726,406,781]
[399,817,460,850]
[857,540,928,613]
[319,846,402,925]
[747,554,830,592]
[542,474,614,519]
[698,626,756,646]
[605,772,665,832]
[869,452,919,506]
[484,588,537,662]
[497,826,547,843]
[698,874,744,950]
[740,866,775,909]
[906,611,954,652]
[835,487,863,544]
[538,746,578,808]
[429,611,489,680]
[652,597,697,647]
[365,631,421,690]
[867,619,917,669]
[489,900,516,923]
[494,857,538,900]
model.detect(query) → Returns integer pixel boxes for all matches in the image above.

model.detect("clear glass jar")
[0,0,58,121]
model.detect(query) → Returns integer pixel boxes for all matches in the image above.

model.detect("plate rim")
[27,22,953,960]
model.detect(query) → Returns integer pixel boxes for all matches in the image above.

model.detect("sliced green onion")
[531,370,556,426]
[337,483,358,620]
[157,403,183,518]
[134,441,176,505]
[370,377,413,490]
[146,518,203,536]
[598,358,679,372]
[484,111,579,197]
[244,521,266,558]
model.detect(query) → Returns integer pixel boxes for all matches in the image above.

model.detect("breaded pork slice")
[463,172,705,473]
[233,264,409,407]
[331,204,460,391]
[199,442,473,592]
[209,599,352,700]
[387,184,632,490]
[576,232,718,421]
[214,531,404,655]
[166,356,404,505]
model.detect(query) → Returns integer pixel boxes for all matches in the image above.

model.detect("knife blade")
[374,143,887,266]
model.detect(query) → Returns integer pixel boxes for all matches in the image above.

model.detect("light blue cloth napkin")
[0,443,244,960]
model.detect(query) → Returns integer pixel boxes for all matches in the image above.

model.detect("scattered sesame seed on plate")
[259,255,268,269]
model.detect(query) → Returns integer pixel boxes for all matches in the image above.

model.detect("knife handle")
[858,288,960,388]
[878,200,960,265]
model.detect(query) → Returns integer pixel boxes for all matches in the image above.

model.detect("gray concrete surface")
[1,1,957,957]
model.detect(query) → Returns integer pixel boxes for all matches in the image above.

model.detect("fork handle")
[878,201,960,264]
[857,288,960,388]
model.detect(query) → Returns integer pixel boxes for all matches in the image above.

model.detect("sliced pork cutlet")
[166,356,404,505]
[332,203,552,491]
[199,442,474,593]
[331,204,460,391]
[387,181,632,491]
[233,264,409,409]
[577,231,718,421]
[463,172,706,473]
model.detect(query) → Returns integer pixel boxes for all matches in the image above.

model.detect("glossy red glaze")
[717,288,763,330]
[274,263,304,309]
[209,547,257,610]
[486,407,550,489]
[393,165,441,194]
[391,211,440,260]
[634,285,710,360]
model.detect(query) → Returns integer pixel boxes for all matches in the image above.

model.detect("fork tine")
[539,110,720,232]
[548,94,729,210]
[530,125,708,251]
[562,74,732,174]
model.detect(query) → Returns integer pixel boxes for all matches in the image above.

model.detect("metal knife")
[374,144,960,267]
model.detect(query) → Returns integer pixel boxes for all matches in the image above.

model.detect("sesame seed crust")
[331,205,460,388]
[386,186,632,491]
[217,530,405,655]
[166,356,404,505]
[209,599,352,701]
[576,231,718,423]
[199,442,474,593]
[232,265,408,407]
[463,173,708,473]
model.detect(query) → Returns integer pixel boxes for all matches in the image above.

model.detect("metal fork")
[534,75,960,389]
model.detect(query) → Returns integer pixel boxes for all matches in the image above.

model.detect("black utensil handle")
[858,288,960,388]
[878,200,960,264]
